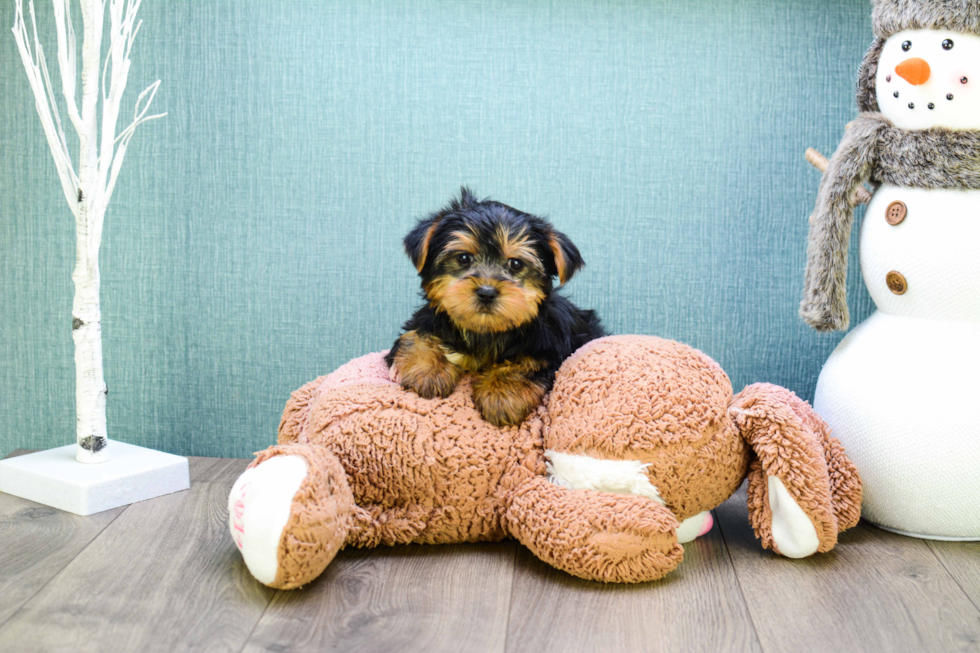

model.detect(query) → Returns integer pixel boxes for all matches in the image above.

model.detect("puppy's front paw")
[472,370,545,427]
[394,331,461,399]
[388,362,402,384]
[401,365,459,399]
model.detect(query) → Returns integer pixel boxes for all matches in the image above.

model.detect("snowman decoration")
[801,0,980,540]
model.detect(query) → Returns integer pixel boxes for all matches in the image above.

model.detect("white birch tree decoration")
[12,0,166,463]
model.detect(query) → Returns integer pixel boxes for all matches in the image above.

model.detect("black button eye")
[943,39,954,50]
[902,40,912,51]
[508,258,524,273]
[457,253,472,266]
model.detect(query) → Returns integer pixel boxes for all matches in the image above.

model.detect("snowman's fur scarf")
[801,112,980,331]
[872,0,980,40]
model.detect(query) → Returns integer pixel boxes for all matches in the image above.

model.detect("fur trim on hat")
[873,0,980,39]
[800,112,980,331]
[856,37,886,112]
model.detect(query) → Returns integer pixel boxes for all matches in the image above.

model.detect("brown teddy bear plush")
[228,336,861,589]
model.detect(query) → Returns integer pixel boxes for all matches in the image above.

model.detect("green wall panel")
[0,0,874,457]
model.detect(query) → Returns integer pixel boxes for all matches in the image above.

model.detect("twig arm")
[805,148,874,206]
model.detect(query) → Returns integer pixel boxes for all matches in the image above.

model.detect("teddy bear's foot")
[229,444,355,589]
[229,454,308,584]
[506,476,683,583]
[545,449,712,545]
[676,511,714,544]
[732,383,862,558]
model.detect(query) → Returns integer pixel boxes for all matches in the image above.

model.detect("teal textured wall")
[0,0,874,458]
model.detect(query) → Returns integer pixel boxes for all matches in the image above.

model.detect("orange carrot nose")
[896,57,931,85]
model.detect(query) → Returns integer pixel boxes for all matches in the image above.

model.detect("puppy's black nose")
[475,285,499,303]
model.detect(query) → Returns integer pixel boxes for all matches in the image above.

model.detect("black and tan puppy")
[385,189,605,426]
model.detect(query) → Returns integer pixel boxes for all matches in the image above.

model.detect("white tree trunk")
[72,203,108,463]
[71,238,108,462]
[13,0,165,464]
[72,0,107,463]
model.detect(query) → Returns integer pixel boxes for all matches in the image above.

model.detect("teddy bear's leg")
[228,444,355,589]
[504,476,684,583]
[731,383,861,558]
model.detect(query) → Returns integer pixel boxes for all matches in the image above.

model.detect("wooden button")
[886,271,908,295]
[886,200,907,225]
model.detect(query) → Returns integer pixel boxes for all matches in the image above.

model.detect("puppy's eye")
[943,39,954,50]
[457,253,472,266]
[508,258,524,272]
[902,40,912,51]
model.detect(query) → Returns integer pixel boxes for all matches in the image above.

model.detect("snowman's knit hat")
[872,0,980,39]
[858,1,980,110]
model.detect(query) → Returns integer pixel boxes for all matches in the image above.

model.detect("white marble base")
[0,441,190,515]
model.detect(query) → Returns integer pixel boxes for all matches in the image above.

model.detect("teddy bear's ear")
[403,216,442,273]
[544,228,585,286]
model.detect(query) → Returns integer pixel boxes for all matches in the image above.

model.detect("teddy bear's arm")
[504,476,684,583]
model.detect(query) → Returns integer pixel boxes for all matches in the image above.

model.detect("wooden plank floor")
[1,454,978,653]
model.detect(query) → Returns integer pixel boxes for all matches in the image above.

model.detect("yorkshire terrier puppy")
[385,188,606,427]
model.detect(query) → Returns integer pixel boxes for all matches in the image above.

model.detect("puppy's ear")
[544,229,585,285]
[404,216,442,273]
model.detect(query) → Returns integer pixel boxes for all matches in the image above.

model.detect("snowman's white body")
[812,28,980,539]
[814,186,980,539]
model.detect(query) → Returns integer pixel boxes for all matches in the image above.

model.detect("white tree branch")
[101,83,165,224]
[78,0,105,191]
[12,0,79,213]
[95,0,164,243]
[34,3,79,185]
[52,0,83,136]
[37,27,76,179]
